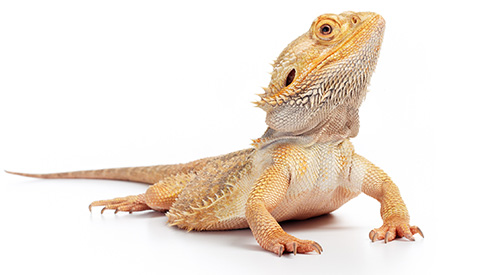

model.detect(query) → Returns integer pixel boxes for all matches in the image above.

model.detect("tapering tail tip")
[5,170,39,178]
[5,170,23,176]
[4,170,71,179]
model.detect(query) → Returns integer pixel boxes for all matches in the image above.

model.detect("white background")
[1,0,475,274]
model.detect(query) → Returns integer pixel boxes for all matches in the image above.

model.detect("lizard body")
[8,11,423,256]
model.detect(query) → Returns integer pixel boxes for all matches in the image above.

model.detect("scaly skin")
[7,11,423,256]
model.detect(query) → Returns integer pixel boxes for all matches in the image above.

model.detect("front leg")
[351,154,424,243]
[245,157,322,256]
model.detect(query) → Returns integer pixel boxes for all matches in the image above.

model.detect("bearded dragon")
[7,11,423,256]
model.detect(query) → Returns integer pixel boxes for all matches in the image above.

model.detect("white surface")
[1,1,475,274]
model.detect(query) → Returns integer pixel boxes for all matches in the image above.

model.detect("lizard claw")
[414,226,424,238]
[384,231,393,244]
[278,245,285,257]
[312,242,323,254]
[403,233,415,241]
[369,230,377,242]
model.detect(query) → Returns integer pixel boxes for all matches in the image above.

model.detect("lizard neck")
[253,105,360,149]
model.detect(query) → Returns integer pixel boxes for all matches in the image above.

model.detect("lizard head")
[256,12,385,141]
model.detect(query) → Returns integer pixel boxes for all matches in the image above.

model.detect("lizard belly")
[271,139,360,221]
[271,182,361,222]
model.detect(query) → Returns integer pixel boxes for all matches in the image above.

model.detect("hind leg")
[89,173,192,214]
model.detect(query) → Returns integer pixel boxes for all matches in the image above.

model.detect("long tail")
[6,162,205,185]
[6,150,254,185]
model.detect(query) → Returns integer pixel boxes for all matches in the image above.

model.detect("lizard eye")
[312,18,340,41]
[285,69,296,87]
[319,24,332,35]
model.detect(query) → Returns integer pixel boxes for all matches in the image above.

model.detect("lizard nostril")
[285,69,296,87]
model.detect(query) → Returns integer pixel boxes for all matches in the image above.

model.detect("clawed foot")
[369,224,424,243]
[89,194,151,214]
[267,234,323,256]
